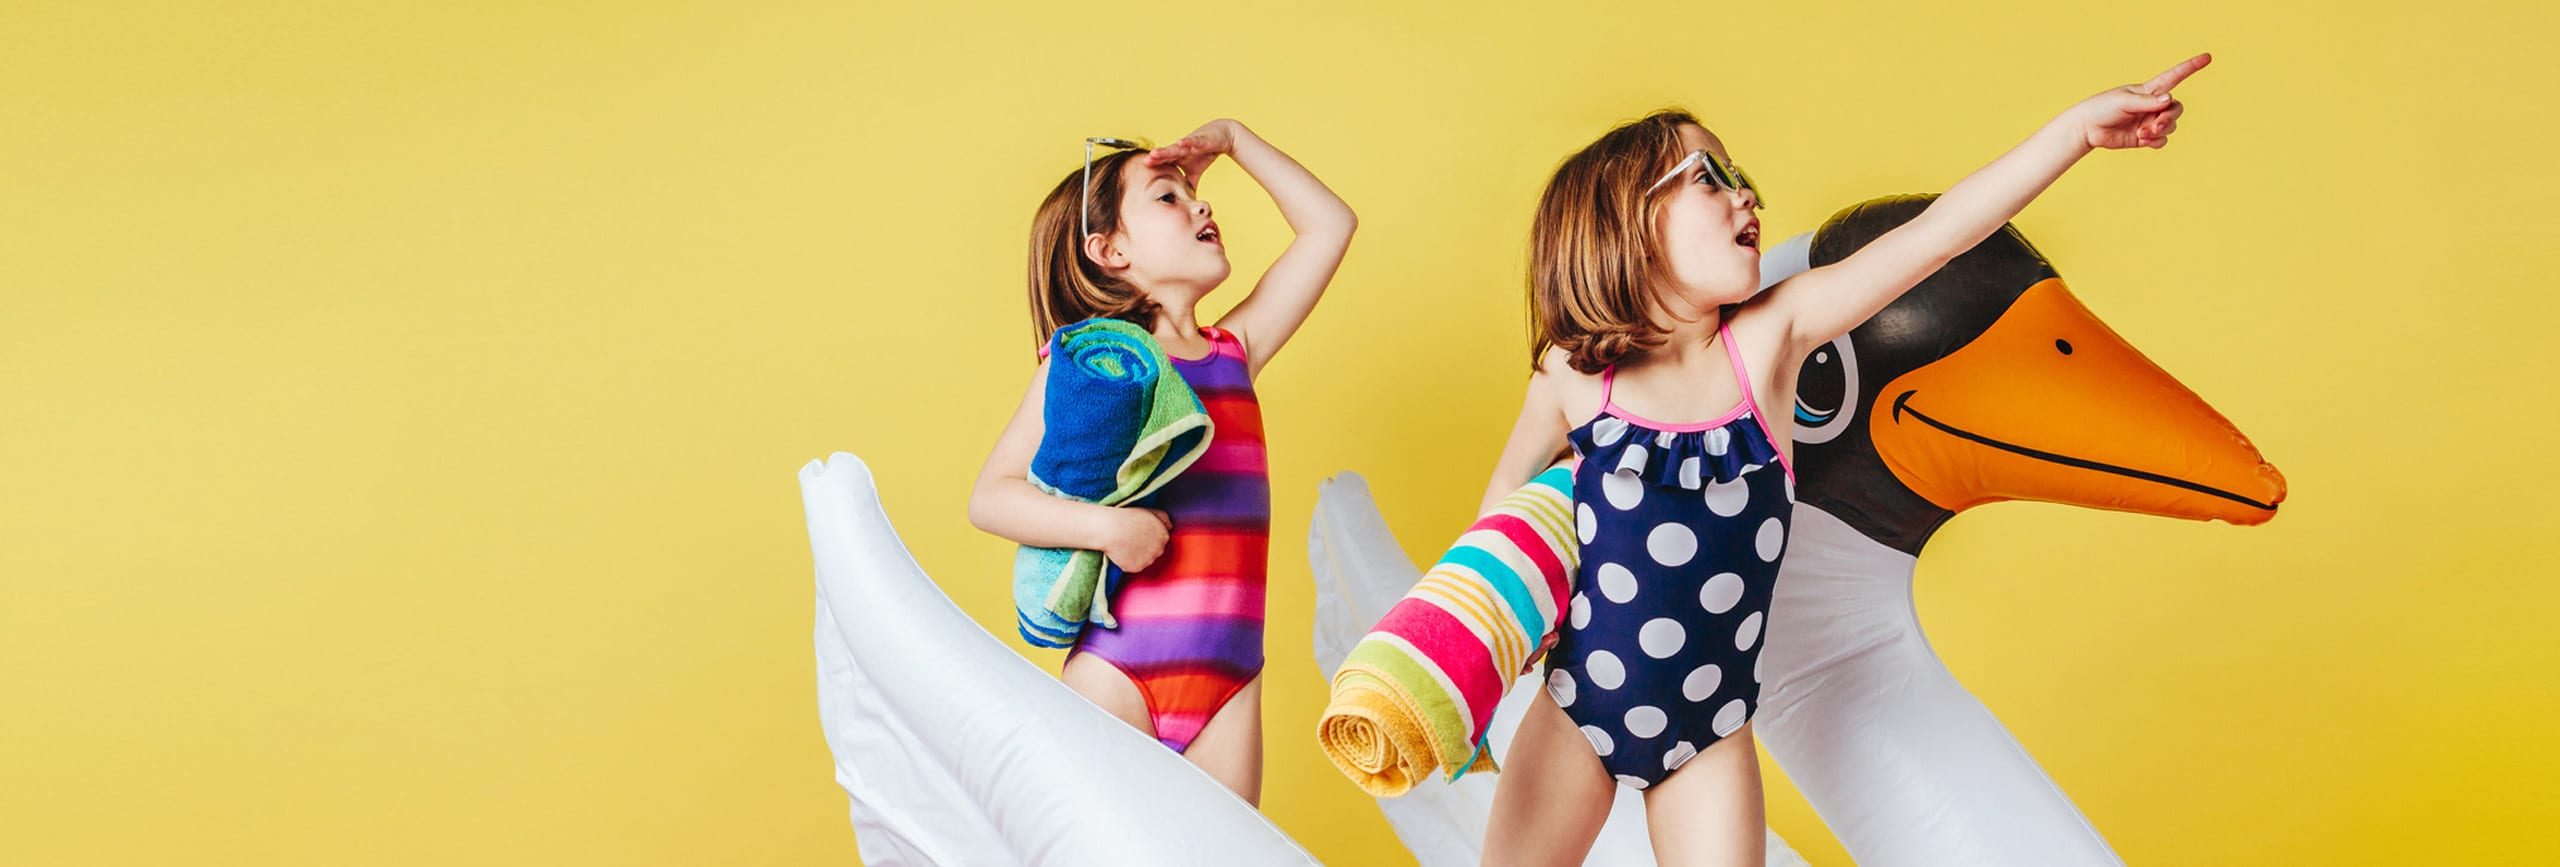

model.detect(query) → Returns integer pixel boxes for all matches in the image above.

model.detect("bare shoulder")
[1535,346,1605,427]
[1025,354,1054,395]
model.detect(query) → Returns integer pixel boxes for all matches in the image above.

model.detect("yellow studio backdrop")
[4,1,2556,864]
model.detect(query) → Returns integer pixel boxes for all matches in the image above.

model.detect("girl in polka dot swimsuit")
[1477,57,2211,863]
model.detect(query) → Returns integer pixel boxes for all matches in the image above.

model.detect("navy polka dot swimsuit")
[1544,323,1797,790]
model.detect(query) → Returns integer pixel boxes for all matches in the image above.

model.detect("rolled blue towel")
[1012,318,1214,648]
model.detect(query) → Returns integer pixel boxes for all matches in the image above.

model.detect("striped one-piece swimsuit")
[1069,326,1269,753]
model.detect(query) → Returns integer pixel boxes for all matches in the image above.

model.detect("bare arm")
[1761,53,2209,354]
[1477,366,1572,517]
[967,359,1171,571]
[1148,119,1357,376]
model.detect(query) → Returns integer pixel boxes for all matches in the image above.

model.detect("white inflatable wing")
[804,452,1316,866]
[1308,473,1807,867]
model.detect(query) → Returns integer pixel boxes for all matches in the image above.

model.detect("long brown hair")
[1527,109,1699,373]
[1025,149,1161,349]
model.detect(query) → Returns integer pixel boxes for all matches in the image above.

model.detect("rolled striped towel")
[1317,463,1579,796]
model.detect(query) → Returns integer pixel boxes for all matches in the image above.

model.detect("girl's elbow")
[1310,211,1357,248]
[965,486,1001,534]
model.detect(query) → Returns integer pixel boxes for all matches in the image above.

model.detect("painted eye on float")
[1793,333,1859,445]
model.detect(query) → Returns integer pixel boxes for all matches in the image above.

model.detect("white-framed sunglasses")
[1081,136,1156,245]
[1646,148,1767,208]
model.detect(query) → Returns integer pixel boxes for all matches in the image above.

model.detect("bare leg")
[1641,722,1765,866]
[1179,675,1264,805]
[1061,651,1155,740]
[1484,689,1616,866]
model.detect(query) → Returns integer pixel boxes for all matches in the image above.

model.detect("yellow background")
[5,1,2556,864]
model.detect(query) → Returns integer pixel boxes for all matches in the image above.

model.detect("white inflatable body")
[1305,231,2127,865]
[803,452,1316,866]
[1756,504,2118,865]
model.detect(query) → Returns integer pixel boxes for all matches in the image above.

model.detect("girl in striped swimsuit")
[968,119,1355,804]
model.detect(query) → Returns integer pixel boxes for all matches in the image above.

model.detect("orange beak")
[1869,278,2287,524]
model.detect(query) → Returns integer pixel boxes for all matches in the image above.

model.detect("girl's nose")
[1729,186,1761,211]
[1193,199,1213,218]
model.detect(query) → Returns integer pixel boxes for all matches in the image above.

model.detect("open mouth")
[1735,221,1760,251]
[1196,222,1221,245]
[1891,389,2278,510]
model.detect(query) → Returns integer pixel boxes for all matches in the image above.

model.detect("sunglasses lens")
[1650,150,1767,207]
[1735,166,1763,205]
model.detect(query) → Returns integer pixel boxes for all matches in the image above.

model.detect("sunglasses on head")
[1646,148,1766,208]
[1081,136,1156,245]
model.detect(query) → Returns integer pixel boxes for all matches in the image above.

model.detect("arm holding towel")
[970,359,1178,649]
[973,318,1216,647]
[969,358,1172,574]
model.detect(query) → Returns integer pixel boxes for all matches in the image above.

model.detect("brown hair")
[1026,148,1162,349]
[1526,108,1701,373]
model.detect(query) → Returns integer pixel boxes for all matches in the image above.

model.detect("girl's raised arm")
[1149,119,1357,376]
[1760,53,2209,353]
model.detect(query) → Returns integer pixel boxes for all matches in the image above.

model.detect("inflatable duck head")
[1788,195,2288,554]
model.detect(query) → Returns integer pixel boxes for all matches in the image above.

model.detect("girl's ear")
[1082,233,1125,270]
